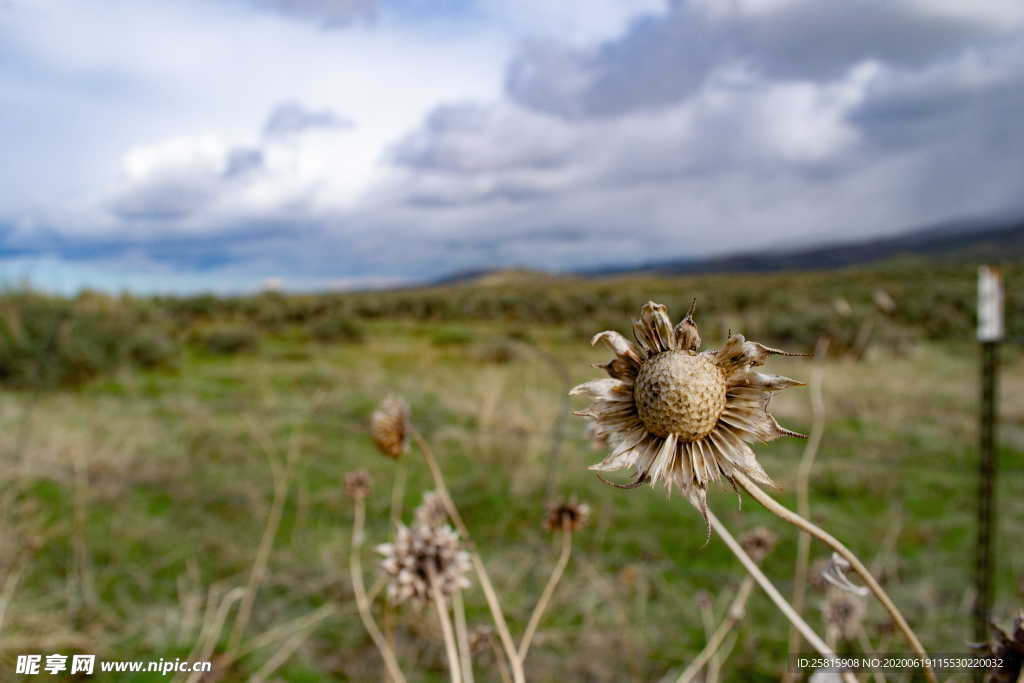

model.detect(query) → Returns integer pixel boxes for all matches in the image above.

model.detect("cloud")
[263,100,352,136]
[250,0,376,27]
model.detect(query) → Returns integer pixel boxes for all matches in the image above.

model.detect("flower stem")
[733,471,936,683]
[350,497,407,683]
[518,522,573,661]
[411,428,525,683]
[453,589,474,683]
[429,567,462,683]
[705,508,857,683]
[785,336,829,683]
[676,576,754,683]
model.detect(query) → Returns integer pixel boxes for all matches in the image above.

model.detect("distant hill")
[586,217,1024,277]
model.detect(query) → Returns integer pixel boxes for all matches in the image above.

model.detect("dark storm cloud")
[263,101,352,137]
[506,0,1021,119]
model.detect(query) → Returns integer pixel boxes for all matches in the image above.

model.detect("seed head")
[468,625,494,655]
[376,523,471,605]
[738,526,778,564]
[543,499,590,534]
[413,490,449,528]
[344,470,372,500]
[370,395,409,459]
[822,590,866,640]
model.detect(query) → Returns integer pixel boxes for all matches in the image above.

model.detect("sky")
[1,0,1023,293]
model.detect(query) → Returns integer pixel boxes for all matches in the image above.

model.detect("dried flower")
[344,470,372,500]
[413,490,449,529]
[975,614,1024,683]
[585,421,609,450]
[738,526,778,564]
[376,524,471,605]
[370,395,409,459]
[822,590,866,640]
[543,499,590,534]
[468,625,494,654]
[821,552,868,596]
[570,300,806,526]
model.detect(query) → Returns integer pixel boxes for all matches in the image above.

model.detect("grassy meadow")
[1,262,1022,681]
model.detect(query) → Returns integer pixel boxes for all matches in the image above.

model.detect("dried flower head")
[738,526,778,564]
[413,490,449,528]
[376,524,471,605]
[543,499,590,534]
[822,590,866,640]
[370,395,409,459]
[468,625,494,655]
[975,614,1023,683]
[344,469,372,500]
[571,300,806,527]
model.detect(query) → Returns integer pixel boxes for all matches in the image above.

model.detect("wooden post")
[974,266,1003,650]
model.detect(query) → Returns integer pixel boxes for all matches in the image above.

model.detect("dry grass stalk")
[428,565,463,683]
[453,589,475,683]
[226,424,301,657]
[410,427,525,683]
[734,470,936,683]
[785,336,830,681]
[704,508,858,683]
[349,494,407,683]
[518,513,578,661]
[676,527,777,683]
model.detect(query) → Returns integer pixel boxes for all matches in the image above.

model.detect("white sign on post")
[977,265,1004,342]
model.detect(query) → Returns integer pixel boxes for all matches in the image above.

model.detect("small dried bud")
[370,395,409,459]
[344,470,372,500]
[376,524,471,605]
[673,298,701,351]
[413,490,449,529]
[822,590,866,640]
[543,499,590,534]
[738,526,778,564]
[468,625,494,655]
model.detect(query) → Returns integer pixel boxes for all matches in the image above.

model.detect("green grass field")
[0,264,1021,681]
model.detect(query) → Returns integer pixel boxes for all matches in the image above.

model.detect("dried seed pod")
[344,470,372,500]
[370,395,409,459]
[543,499,590,534]
[376,524,471,605]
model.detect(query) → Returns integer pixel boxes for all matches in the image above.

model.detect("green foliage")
[198,325,260,355]
[305,314,363,343]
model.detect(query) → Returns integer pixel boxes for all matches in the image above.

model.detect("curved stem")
[518,524,573,661]
[350,498,407,683]
[676,576,754,683]
[411,428,525,683]
[428,567,462,683]
[734,471,935,683]
[706,510,844,669]
[786,336,829,680]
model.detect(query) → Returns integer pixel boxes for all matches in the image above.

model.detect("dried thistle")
[570,300,806,527]
[413,490,448,529]
[822,590,866,640]
[584,420,609,450]
[370,395,409,459]
[738,526,778,564]
[542,499,590,534]
[344,469,372,500]
[975,614,1024,683]
[376,524,471,605]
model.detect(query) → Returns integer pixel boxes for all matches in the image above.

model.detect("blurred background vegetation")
[0,260,1021,680]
